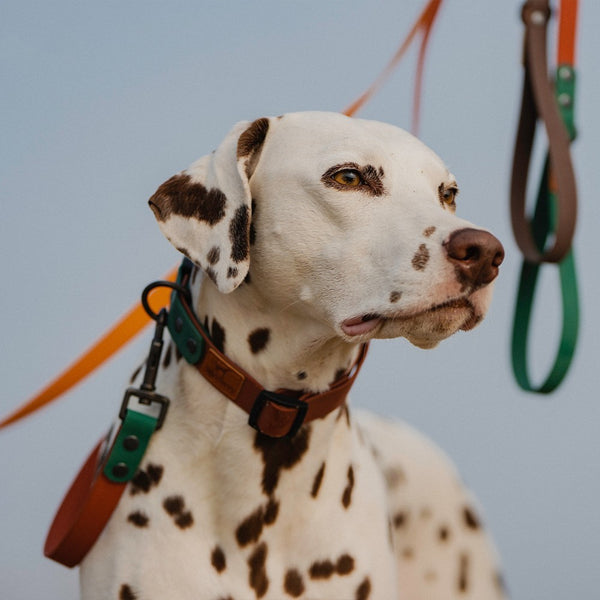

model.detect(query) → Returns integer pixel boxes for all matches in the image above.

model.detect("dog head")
[149,111,503,349]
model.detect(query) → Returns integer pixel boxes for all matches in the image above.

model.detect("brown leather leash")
[510,0,577,264]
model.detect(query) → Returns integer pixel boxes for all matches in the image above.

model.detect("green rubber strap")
[511,160,580,394]
[103,408,159,483]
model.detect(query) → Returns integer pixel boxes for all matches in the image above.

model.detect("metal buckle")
[119,387,170,430]
[248,390,308,439]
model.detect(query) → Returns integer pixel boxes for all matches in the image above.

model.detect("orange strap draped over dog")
[0,1,443,430]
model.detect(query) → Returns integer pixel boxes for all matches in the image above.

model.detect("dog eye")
[332,169,362,187]
[439,184,458,208]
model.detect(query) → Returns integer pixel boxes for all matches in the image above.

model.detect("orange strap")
[343,0,444,135]
[0,267,178,429]
[558,0,578,64]
[43,439,127,567]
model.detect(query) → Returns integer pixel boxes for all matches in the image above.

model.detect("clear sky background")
[1,1,599,598]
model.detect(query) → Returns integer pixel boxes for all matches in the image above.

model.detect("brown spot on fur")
[284,568,305,597]
[129,364,143,384]
[175,511,194,529]
[211,545,227,573]
[163,495,184,515]
[423,226,436,237]
[248,542,269,598]
[229,205,250,263]
[227,266,238,278]
[148,173,227,225]
[250,199,257,245]
[129,463,162,495]
[254,427,311,496]
[355,577,372,600]
[463,506,481,530]
[402,547,414,560]
[127,511,148,528]
[211,318,226,354]
[333,367,347,382]
[236,506,265,547]
[385,466,406,489]
[207,246,221,265]
[309,560,335,579]
[389,290,402,303]
[458,553,469,592]
[438,525,450,541]
[162,342,172,369]
[393,511,407,528]
[342,465,355,508]
[311,462,326,498]
[236,499,279,547]
[237,118,270,159]
[263,498,279,525]
[412,244,430,271]
[191,264,199,284]
[248,328,271,354]
[119,584,137,600]
[205,266,218,285]
[336,554,355,575]
[425,570,437,582]
[162,495,194,528]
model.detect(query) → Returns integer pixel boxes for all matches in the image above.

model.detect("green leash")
[511,65,580,393]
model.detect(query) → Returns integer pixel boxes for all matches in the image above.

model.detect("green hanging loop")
[511,63,579,393]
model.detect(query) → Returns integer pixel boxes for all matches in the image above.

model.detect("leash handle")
[510,0,580,393]
[510,0,577,264]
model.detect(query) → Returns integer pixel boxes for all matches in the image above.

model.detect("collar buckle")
[248,390,308,439]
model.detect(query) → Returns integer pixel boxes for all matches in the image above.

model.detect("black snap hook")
[141,280,191,322]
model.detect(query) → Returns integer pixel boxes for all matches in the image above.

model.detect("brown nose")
[444,228,504,287]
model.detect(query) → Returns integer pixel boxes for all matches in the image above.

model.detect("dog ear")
[148,117,270,293]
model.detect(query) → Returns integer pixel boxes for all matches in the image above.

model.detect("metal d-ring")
[141,280,191,322]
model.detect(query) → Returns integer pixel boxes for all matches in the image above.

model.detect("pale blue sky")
[2,1,599,598]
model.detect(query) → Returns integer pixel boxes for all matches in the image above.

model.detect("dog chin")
[375,303,481,348]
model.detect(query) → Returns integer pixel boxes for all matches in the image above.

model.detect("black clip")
[120,306,170,429]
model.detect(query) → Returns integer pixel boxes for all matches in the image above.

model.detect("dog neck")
[191,272,361,395]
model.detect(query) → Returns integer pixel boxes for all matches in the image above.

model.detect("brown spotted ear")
[149,118,270,293]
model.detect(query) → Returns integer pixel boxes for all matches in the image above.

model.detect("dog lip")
[341,313,383,336]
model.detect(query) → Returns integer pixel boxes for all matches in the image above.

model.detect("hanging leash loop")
[510,0,580,394]
[510,0,577,264]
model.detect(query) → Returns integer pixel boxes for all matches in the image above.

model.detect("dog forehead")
[261,112,449,181]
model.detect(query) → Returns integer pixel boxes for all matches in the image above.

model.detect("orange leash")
[1,0,444,430]
[343,0,444,135]
[0,267,177,429]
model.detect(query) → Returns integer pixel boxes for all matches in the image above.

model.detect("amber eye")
[439,185,458,207]
[333,169,362,187]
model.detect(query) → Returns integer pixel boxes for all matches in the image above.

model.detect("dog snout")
[443,228,504,287]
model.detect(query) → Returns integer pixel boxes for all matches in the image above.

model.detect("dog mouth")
[341,298,477,338]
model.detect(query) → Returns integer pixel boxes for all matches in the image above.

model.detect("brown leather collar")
[168,259,368,438]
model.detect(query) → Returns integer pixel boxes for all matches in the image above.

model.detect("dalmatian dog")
[80,111,506,599]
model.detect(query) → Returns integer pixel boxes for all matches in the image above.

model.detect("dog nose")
[444,228,504,287]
